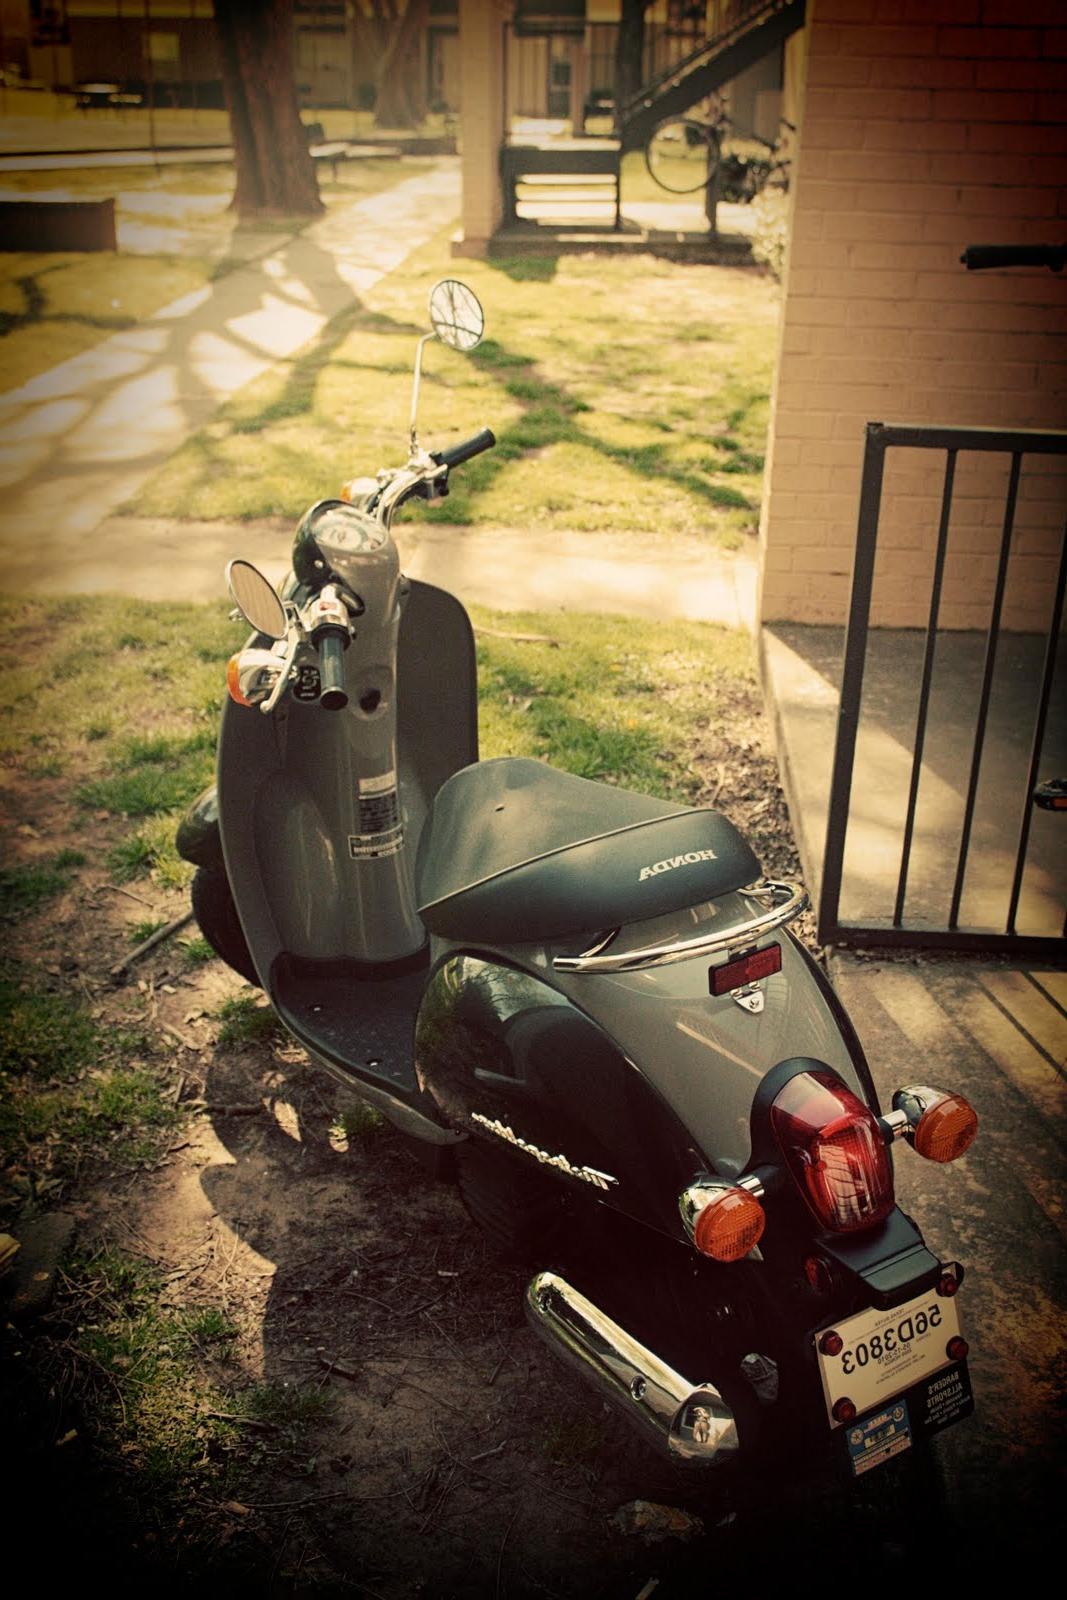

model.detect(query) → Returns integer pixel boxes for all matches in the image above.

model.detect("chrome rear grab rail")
[552,880,808,974]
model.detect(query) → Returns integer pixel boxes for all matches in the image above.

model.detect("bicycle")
[645,107,794,202]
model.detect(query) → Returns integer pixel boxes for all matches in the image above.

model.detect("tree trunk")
[214,0,323,218]
[614,0,650,113]
[372,0,428,129]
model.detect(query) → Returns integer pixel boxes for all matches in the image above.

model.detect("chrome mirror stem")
[409,331,434,455]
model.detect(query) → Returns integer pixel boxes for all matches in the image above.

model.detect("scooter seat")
[415,757,761,944]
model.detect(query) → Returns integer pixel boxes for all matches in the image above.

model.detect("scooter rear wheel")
[191,867,259,987]
[456,1137,571,1260]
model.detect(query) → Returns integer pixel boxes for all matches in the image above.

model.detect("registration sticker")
[816,1285,964,1425]
[842,1364,973,1478]
[846,1400,913,1477]
[349,770,402,859]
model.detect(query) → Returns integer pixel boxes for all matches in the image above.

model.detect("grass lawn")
[0,157,435,394]
[131,238,779,547]
[0,586,761,1207]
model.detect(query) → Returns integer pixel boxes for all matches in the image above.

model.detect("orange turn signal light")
[692,1187,765,1264]
[913,1093,978,1164]
[226,652,253,707]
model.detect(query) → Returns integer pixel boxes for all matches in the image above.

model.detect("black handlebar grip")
[317,628,349,711]
[960,244,1066,271]
[431,427,496,471]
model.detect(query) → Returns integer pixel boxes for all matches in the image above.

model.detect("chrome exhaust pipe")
[526,1271,739,1465]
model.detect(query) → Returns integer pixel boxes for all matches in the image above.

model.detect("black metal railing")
[819,421,1067,958]
[616,0,805,152]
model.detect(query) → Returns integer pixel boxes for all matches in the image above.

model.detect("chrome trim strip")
[552,880,808,973]
[306,1050,466,1146]
[525,1271,739,1465]
[879,1108,912,1143]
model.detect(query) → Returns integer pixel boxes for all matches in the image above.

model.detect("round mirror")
[428,279,485,352]
[226,559,287,640]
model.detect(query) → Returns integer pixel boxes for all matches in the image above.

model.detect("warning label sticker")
[349,771,402,858]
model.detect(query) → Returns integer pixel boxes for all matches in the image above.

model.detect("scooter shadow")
[195,1036,744,1595]
[195,1035,959,1592]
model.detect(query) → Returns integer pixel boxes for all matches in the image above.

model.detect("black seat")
[415,758,760,944]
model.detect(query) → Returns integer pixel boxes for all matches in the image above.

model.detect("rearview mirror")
[226,559,287,640]
[428,279,485,352]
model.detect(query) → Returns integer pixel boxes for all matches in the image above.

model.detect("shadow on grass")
[151,296,763,534]
[0,269,138,338]
[486,255,560,284]
[413,331,761,525]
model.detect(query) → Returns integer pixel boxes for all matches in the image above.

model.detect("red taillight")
[938,1273,960,1298]
[771,1070,894,1233]
[819,1330,843,1357]
[711,942,782,997]
[832,1397,857,1425]
[947,1336,969,1362]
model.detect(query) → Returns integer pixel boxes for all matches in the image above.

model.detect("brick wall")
[759,0,1066,631]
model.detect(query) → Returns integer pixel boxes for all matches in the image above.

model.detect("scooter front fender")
[176,784,223,871]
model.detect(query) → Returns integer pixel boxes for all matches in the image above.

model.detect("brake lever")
[260,628,301,715]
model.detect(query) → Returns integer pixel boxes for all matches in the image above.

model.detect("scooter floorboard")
[272,955,426,1097]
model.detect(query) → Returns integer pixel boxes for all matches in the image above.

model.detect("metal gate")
[818,422,1067,959]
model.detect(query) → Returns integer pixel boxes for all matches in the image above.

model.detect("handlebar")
[316,629,349,711]
[960,244,1065,272]
[431,427,496,471]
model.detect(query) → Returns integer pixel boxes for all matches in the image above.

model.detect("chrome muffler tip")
[525,1270,739,1466]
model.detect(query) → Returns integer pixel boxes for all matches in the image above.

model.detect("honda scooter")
[178,279,978,1483]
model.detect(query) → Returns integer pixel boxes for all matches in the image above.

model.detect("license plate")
[815,1285,964,1425]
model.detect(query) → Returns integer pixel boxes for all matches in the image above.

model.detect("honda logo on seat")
[639,849,718,883]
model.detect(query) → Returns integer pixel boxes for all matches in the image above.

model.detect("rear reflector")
[711,943,782,996]
[771,1070,894,1234]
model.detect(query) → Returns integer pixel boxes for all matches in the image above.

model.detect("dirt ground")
[2,686,878,1599]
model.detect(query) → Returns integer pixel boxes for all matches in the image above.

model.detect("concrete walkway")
[764,624,1066,940]
[0,160,460,582]
[28,513,756,630]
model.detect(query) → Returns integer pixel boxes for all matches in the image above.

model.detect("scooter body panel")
[215,577,477,986]
[418,914,873,1208]
[415,950,709,1237]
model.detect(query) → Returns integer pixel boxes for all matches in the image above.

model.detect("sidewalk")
[0,159,460,584]
[31,513,756,629]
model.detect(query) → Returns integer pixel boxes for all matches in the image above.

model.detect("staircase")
[617,0,806,153]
